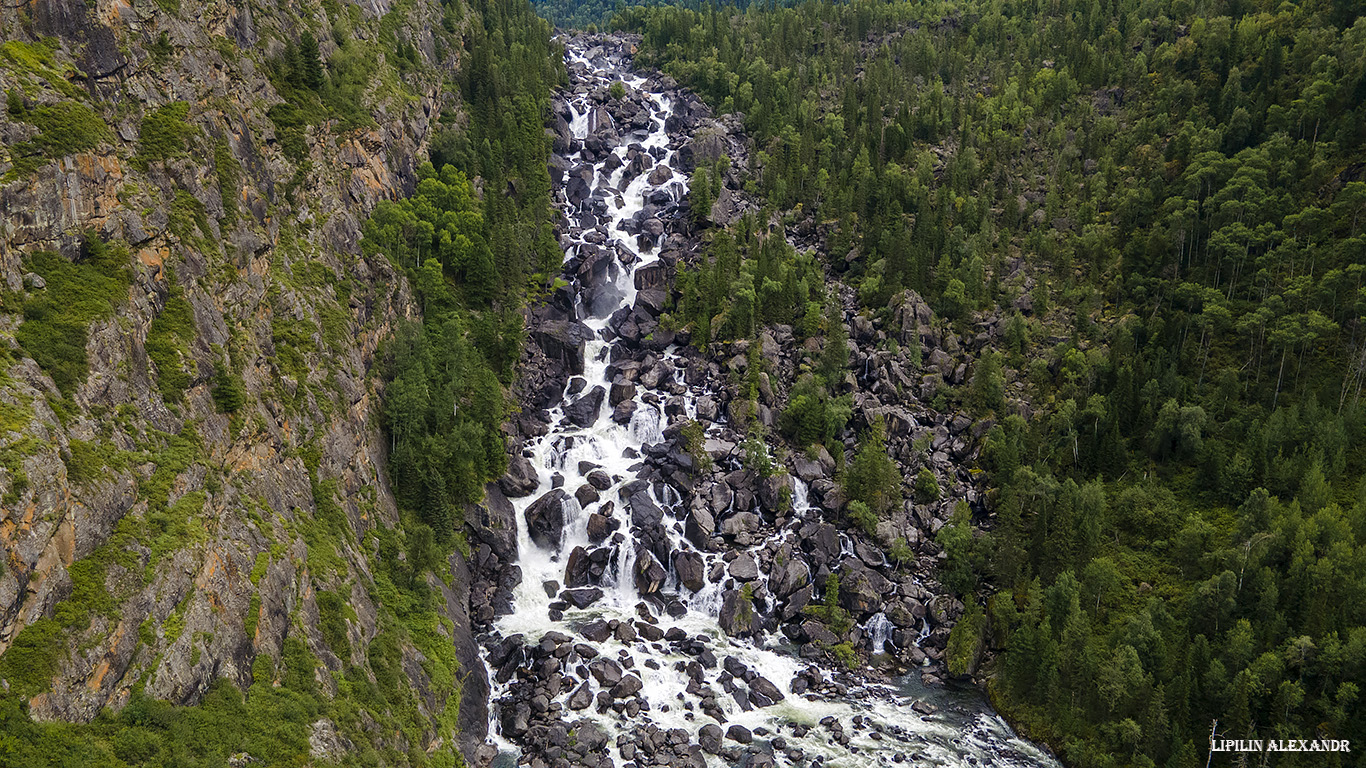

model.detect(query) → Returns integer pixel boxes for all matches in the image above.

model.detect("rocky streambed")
[465,34,1060,768]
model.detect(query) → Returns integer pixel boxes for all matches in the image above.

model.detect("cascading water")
[477,36,1060,768]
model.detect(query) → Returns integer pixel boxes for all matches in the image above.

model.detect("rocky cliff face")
[0,0,490,759]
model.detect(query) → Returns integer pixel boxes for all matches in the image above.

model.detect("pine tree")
[299,31,325,91]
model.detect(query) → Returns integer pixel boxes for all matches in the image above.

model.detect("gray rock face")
[0,2,509,762]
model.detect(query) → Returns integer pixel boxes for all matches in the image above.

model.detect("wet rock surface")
[473,33,1057,768]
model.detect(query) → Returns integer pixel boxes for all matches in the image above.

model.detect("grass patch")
[16,239,131,395]
[0,399,32,435]
[167,191,215,251]
[243,593,261,639]
[5,98,110,178]
[138,426,204,514]
[270,314,316,382]
[0,40,84,99]
[146,491,208,566]
[62,438,110,484]
[249,553,269,586]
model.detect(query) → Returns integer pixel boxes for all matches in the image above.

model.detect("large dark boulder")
[499,453,539,498]
[564,386,605,428]
[772,558,810,599]
[719,589,761,637]
[524,489,568,550]
[838,562,888,617]
[532,320,592,376]
[673,550,704,592]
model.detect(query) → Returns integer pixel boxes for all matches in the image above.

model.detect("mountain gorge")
[1,0,1364,766]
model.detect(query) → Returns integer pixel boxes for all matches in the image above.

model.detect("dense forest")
[608,0,1366,765]
[365,0,563,550]
[529,0,773,31]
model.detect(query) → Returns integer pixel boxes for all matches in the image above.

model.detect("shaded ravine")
[477,36,1061,768]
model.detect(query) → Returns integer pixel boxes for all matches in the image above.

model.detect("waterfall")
[865,612,894,655]
[478,35,1059,768]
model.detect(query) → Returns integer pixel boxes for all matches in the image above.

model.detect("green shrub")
[145,291,196,403]
[163,606,186,646]
[914,467,940,502]
[135,102,194,168]
[139,426,204,513]
[270,314,315,382]
[844,418,903,515]
[804,573,854,636]
[267,103,313,162]
[249,553,269,585]
[16,238,131,395]
[147,491,207,565]
[609,80,626,99]
[946,599,986,677]
[0,618,62,697]
[780,373,852,447]
[828,641,858,669]
[62,438,106,484]
[243,594,261,639]
[314,589,350,660]
[846,499,877,536]
[212,368,246,413]
[168,190,214,249]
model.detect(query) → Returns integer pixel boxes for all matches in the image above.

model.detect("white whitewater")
[481,38,1061,768]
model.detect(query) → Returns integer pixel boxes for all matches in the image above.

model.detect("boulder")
[725,725,753,744]
[564,386,606,428]
[499,453,539,497]
[611,675,644,698]
[698,724,724,754]
[749,676,784,707]
[590,658,622,687]
[568,682,593,710]
[524,489,568,550]
[719,589,761,637]
[673,550,705,592]
[574,484,600,507]
[562,587,605,609]
[727,553,759,581]
[634,550,668,594]
[586,512,617,544]
[838,563,887,617]
[772,558,810,599]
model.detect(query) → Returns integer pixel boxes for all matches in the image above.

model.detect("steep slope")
[0,0,531,762]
